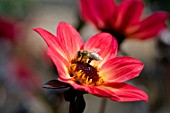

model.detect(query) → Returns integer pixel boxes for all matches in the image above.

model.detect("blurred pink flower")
[8,58,42,94]
[0,16,18,41]
[79,0,168,44]
[34,22,148,102]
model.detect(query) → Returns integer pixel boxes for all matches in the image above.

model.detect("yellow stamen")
[81,74,85,80]
[71,64,77,71]
[89,79,92,84]
[96,78,103,86]
[85,76,89,84]
[70,50,104,86]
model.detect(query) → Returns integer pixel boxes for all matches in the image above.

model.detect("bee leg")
[88,58,93,63]
[80,55,84,61]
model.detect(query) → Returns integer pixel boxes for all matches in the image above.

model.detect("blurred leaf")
[0,0,34,19]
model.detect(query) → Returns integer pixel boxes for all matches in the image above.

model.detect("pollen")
[70,61,103,86]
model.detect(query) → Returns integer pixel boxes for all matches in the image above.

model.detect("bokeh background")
[0,0,170,113]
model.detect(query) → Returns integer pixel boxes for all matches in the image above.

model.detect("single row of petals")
[35,22,148,102]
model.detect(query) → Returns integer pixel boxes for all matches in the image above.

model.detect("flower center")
[70,50,103,86]
[101,29,126,45]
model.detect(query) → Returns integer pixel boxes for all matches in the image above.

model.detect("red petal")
[79,0,115,28]
[94,0,115,23]
[100,56,143,82]
[34,28,70,62]
[84,33,118,67]
[113,0,143,29]
[87,86,119,98]
[57,22,84,61]
[103,82,148,102]
[58,78,89,91]
[127,11,169,39]
[59,78,119,99]
[47,48,71,79]
[61,79,119,99]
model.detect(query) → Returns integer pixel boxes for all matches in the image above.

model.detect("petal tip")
[33,28,41,32]
[33,28,47,35]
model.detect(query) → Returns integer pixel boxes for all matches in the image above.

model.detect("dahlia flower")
[34,22,148,102]
[79,0,168,44]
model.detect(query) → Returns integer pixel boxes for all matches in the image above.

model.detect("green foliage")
[0,0,34,19]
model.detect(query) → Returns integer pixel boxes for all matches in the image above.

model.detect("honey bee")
[88,51,103,61]
[78,49,103,63]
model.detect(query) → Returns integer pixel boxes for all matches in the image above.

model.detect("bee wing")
[90,48,101,53]
[89,52,103,60]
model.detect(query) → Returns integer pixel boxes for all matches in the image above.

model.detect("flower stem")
[69,100,75,113]
[67,90,86,113]
[99,98,107,113]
